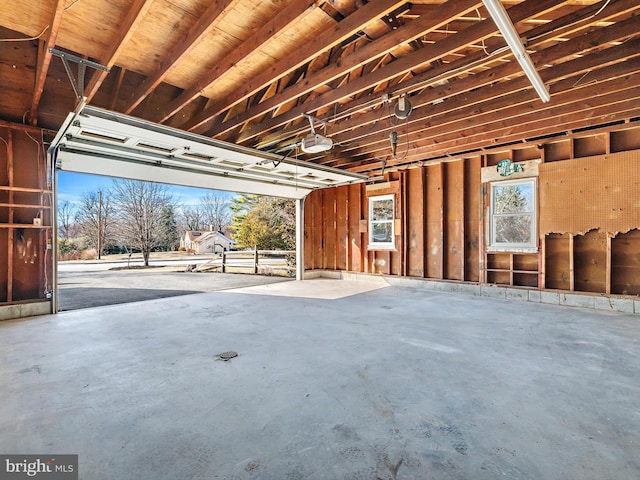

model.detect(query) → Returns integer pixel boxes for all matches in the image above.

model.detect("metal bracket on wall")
[49,48,110,100]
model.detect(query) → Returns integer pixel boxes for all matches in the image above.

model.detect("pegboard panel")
[540,151,640,235]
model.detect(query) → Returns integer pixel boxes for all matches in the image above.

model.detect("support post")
[296,197,305,281]
[254,247,259,274]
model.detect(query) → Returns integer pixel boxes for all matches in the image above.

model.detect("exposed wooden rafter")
[29,0,65,125]
[210,0,484,141]
[180,0,412,132]
[0,0,638,177]
[84,0,154,103]
[121,0,245,115]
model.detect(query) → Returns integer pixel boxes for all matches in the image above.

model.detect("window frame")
[368,194,396,250]
[488,178,538,252]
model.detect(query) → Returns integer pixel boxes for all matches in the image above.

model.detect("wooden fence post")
[254,247,259,274]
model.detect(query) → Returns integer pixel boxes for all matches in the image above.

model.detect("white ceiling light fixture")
[301,114,333,153]
[482,0,550,103]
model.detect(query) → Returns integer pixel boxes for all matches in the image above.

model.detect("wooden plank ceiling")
[1,0,639,176]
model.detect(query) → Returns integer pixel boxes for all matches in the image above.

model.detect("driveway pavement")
[57,260,292,310]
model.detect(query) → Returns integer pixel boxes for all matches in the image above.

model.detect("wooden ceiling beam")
[214,0,483,140]
[335,70,640,170]
[109,66,127,111]
[326,52,640,166]
[121,0,244,115]
[272,10,638,158]
[351,93,640,174]
[153,0,318,124]
[84,0,154,103]
[527,0,640,46]
[228,0,563,145]
[29,0,65,126]
[323,20,640,152]
[256,0,639,149]
[180,0,413,132]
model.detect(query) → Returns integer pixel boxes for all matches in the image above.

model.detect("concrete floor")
[1,279,639,480]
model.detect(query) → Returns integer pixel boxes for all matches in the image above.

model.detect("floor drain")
[216,351,238,361]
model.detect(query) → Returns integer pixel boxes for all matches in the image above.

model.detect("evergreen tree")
[494,185,532,243]
[230,194,295,250]
[158,205,179,251]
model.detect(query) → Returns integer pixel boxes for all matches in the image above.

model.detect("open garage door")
[48,103,368,310]
[50,104,367,199]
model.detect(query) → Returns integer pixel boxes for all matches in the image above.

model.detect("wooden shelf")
[0,223,52,229]
[0,186,52,193]
[0,203,51,209]
[487,268,537,274]
[485,252,540,288]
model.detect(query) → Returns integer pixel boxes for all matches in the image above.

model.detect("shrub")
[80,248,98,260]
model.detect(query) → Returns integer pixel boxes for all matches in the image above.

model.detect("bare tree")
[200,192,231,232]
[111,179,174,266]
[76,189,115,258]
[57,200,76,239]
[181,205,204,231]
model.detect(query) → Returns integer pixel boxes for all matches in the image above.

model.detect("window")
[369,194,395,249]
[489,178,537,251]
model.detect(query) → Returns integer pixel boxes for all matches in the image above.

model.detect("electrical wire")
[476,9,490,56]
[64,0,82,11]
[0,0,81,42]
[528,0,611,42]
[0,25,49,42]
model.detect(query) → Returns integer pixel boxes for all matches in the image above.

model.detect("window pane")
[372,199,393,221]
[372,222,393,243]
[493,184,533,214]
[495,215,532,243]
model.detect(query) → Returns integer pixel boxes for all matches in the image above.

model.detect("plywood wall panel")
[304,189,318,270]
[0,130,9,186]
[406,167,425,277]
[574,135,607,158]
[444,161,464,281]
[347,183,363,272]
[426,164,444,279]
[464,157,481,282]
[611,127,640,153]
[11,132,42,189]
[335,187,348,271]
[12,229,43,301]
[611,229,640,295]
[544,234,571,290]
[0,230,7,303]
[574,230,607,293]
[540,151,640,235]
[311,189,325,270]
[322,188,337,271]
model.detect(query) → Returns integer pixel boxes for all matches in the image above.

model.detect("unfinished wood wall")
[0,124,53,307]
[304,157,482,282]
[540,148,640,296]
[304,122,640,297]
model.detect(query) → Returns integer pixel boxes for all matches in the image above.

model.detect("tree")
[58,200,76,239]
[230,194,295,250]
[182,206,204,231]
[493,184,533,243]
[75,188,116,259]
[200,192,231,232]
[111,179,175,266]
[157,205,179,251]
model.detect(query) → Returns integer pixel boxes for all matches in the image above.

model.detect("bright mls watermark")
[0,455,77,480]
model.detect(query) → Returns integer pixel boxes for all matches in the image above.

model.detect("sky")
[57,171,234,208]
